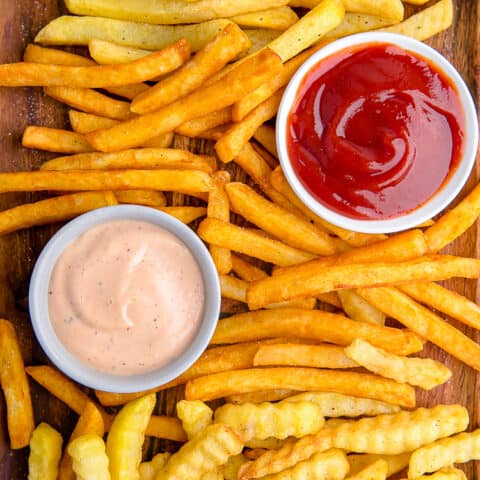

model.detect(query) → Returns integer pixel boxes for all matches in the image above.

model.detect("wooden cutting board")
[0,0,478,477]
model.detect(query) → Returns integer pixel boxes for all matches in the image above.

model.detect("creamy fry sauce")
[48,220,204,375]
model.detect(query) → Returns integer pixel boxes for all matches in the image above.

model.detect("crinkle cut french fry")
[248,255,480,309]
[0,320,34,449]
[87,48,282,152]
[157,206,207,224]
[0,169,212,194]
[145,415,188,442]
[176,107,232,137]
[348,453,411,477]
[403,467,466,480]
[346,459,388,480]
[380,0,453,41]
[68,434,110,480]
[177,400,213,439]
[0,39,190,87]
[185,367,416,407]
[230,7,298,30]
[358,286,480,373]
[139,453,171,480]
[408,429,480,478]
[223,454,250,480]
[324,13,397,39]
[338,290,386,325]
[214,401,325,440]
[115,190,166,207]
[345,339,451,390]
[28,423,63,480]
[22,126,94,154]
[253,124,277,157]
[245,437,293,450]
[211,309,424,356]
[226,389,296,404]
[132,24,250,113]
[0,192,117,236]
[155,424,244,480]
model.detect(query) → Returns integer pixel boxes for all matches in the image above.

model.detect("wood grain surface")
[0,0,479,478]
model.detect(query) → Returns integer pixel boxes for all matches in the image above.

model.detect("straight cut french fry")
[115,190,166,207]
[253,124,277,157]
[89,39,152,64]
[185,367,416,407]
[0,40,190,87]
[176,108,232,137]
[132,25,250,113]
[358,286,480,372]
[145,415,188,442]
[248,255,480,309]
[324,13,397,39]
[0,169,212,194]
[157,206,207,224]
[22,126,94,154]
[87,48,282,152]
[230,7,298,30]
[231,254,268,282]
[0,192,117,235]
[337,290,386,325]
[0,320,34,449]
[227,390,295,404]
[198,218,315,266]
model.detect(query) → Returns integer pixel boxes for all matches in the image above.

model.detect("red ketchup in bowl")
[287,43,465,220]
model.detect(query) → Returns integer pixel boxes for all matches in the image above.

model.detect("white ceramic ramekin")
[277,32,479,234]
[29,205,220,393]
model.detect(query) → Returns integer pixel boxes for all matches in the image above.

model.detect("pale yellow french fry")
[139,453,171,480]
[22,126,94,154]
[345,460,387,480]
[68,434,110,480]
[345,339,451,390]
[0,192,117,236]
[157,206,207,224]
[155,424,244,480]
[28,423,63,480]
[348,453,411,477]
[337,290,386,325]
[324,13,397,39]
[106,394,156,480]
[244,29,282,56]
[358,286,480,373]
[380,0,453,41]
[176,108,232,137]
[253,124,277,157]
[215,401,324,440]
[222,454,249,480]
[115,190,166,207]
[89,39,152,64]
[177,400,213,439]
[230,7,298,30]
[402,467,466,480]
[408,429,480,478]
[245,437,293,450]
[145,415,187,442]
[226,389,295,404]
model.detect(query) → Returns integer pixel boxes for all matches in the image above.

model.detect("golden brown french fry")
[208,171,233,275]
[253,343,358,369]
[358,286,480,373]
[87,48,282,152]
[22,126,94,154]
[252,142,278,170]
[157,206,207,224]
[380,0,453,41]
[248,255,480,309]
[253,124,277,157]
[226,182,335,255]
[230,7,298,30]
[132,25,250,113]
[324,13,397,39]
[0,320,34,449]
[317,292,342,308]
[185,367,416,407]
[216,88,284,163]
[211,308,423,355]
[244,29,282,56]
[114,190,166,207]
[198,218,315,266]
[268,0,344,62]
[145,416,188,442]
[226,390,295,404]
[0,192,117,235]
[234,142,273,190]
[337,289,386,325]
[45,86,133,120]
[0,39,190,87]
[231,254,268,281]
[0,169,212,194]
[176,108,232,137]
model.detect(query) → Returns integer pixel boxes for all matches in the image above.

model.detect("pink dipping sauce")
[48,220,205,376]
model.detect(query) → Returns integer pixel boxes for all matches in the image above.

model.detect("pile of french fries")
[1,0,479,478]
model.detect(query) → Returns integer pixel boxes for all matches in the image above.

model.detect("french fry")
[244,29,282,56]
[248,255,480,309]
[115,190,166,207]
[45,86,133,120]
[234,142,273,190]
[214,401,325,440]
[223,454,249,480]
[399,282,480,331]
[346,459,387,480]
[245,437,293,450]
[317,292,342,308]
[86,48,282,152]
[155,424,244,479]
[185,367,416,407]
[177,400,213,439]
[145,415,188,442]
[68,434,110,480]
[89,39,152,64]
[357,286,480,372]
[284,392,400,417]
[345,339,452,390]
[41,149,216,173]
[28,423,63,480]
[402,467,466,480]
[176,108,232,137]
[106,394,156,480]
[230,7,298,30]
[253,124,277,157]
[227,390,295,404]
[208,171,232,275]
[324,13,397,39]
[231,254,268,281]
[216,88,284,163]
[132,25,250,113]
[198,218,315,266]
[337,290,386,325]
[157,206,207,224]
[348,453,411,477]
[22,126,94,154]
[139,453,171,480]
[408,429,480,478]
[0,320,34,449]
[253,344,358,369]
[211,308,424,355]
[0,191,118,235]
[380,0,453,41]
[35,16,233,52]
[252,142,278,170]
[268,0,345,62]
[226,182,335,255]
[0,40,190,87]
[0,169,212,194]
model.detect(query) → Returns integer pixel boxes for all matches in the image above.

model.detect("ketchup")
[287,43,465,220]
